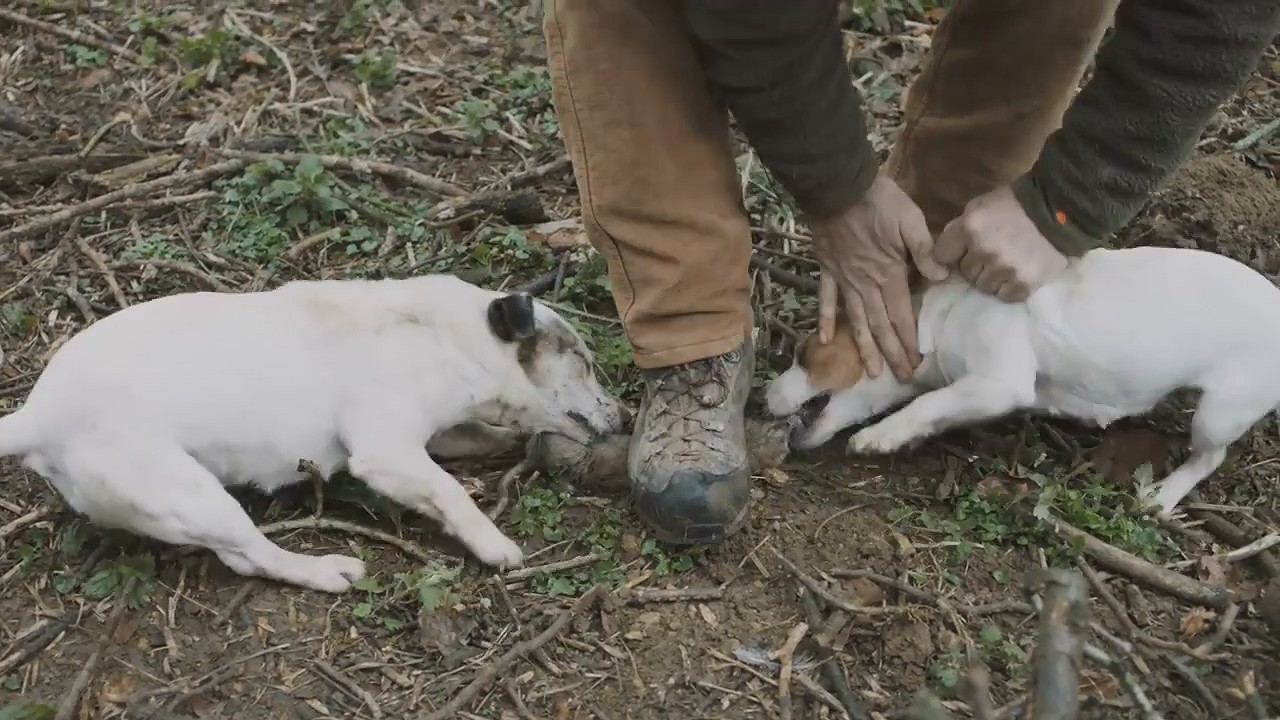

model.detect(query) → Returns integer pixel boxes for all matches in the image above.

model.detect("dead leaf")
[1179,607,1216,639]
[1079,669,1121,700]
[697,603,718,627]
[760,467,789,486]
[98,672,136,705]
[1091,426,1173,487]
[239,50,268,67]
[184,695,221,718]
[845,577,886,606]
[111,613,140,644]
[79,67,114,90]
[526,218,589,250]
[1196,555,1229,587]
[326,79,360,104]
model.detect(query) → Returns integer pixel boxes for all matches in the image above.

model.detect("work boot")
[628,338,753,545]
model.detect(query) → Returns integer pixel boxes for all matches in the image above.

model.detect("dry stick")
[0,506,54,544]
[423,585,605,720]
[749,255,819,294]
[830,568,1033,617]
[257,517,437,565]
[56,579,138,720]
[113,258,233,292]
[1044,516,1233,610]
[1192,508,1280,578]
[74,232,129,308]
[1081,643,1163,720]
[0,160,246,245]
[0,7,145,64]
[502,552,605,582]
[311,659,381,720]
[799,587,868,720]
[1224,533,1280,563]
[1075,559,1216,660]
[0,191,220,217]
[616,587,723,604]
[487,459,534,521]
[773,549,919,617]
[1023,570,1089,720]
[218,149,466,197]
[776,621,809,720]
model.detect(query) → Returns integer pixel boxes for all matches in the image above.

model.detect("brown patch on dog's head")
[795,316,865,394]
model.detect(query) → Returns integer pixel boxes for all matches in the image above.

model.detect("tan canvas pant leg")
[887,0,1120,233]
[544,0,752,370]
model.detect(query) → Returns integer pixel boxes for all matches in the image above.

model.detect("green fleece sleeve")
[1014,0,1280,256]
[682,0,879,221]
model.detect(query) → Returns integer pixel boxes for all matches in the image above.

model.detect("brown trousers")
[544,0,1117,369]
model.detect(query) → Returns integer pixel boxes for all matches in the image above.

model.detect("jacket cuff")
[1010,172,1100,258]
[795,149,880,222]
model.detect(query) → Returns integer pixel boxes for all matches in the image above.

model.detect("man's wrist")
[1010,173,1100,258]
[798,156,880,224]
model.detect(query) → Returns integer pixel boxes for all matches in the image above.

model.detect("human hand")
[810,175,950,382]
[934,185,1069,302]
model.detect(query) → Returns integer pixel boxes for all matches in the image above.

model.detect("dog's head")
[764,318,870,450]
[479,292,630,443]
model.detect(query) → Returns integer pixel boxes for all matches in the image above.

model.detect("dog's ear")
[486,293,537,343]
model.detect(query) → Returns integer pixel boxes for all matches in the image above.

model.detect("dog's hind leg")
[1147,372,1277,516]
[60,435,366,592]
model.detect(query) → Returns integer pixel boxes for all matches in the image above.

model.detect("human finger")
[933,217,969,266]
[974,262,1013,295]
[859,284,913,383]
[901,209,949,282]
[818,271,839,343]
[995,279,1029,303]
[880,272,920,370]
[842,289,883,379]
[959,251,986,284]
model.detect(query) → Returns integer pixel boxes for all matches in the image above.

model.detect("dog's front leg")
[344,435,525,569]
[848,373,1031,455]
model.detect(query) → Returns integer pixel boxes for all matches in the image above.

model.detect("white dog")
[0,274,628,592]
[766,246,1280,516]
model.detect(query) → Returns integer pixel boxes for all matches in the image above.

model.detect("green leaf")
[0,702,55,720]
[351,602,373,619]
[50,570,77,594]
[352,577,383,593]
[285,204,309,227]
[979,625,1002,645]
[296,154,324,181]
[59,523,85,556]
[418,582,446,612]
[84,567,119,599]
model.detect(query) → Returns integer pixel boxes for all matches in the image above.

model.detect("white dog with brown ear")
[766,245,1280,517]
[0,274,628,592]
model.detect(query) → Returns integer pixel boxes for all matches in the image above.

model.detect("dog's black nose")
[567,410,594,434]
[797,392,831,428]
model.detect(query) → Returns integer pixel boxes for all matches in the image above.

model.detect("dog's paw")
[302,554,367,593]
[847,420,913,455]
[470,532,525,570]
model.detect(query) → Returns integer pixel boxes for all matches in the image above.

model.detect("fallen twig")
[774,550,916,616]
[423,584,605,720]
[798,587,867,720]
[830,568,1033,617]
[487,459,534,521]
[1044,515,1233,610]
[1231,118,1280,151]
[311,659,381,720]
[502,552,605,583]
[74,232,129,309]
[0,160,246,245]
[218,149,466,197]
[1224,533,1280,563]
[616,587,723,604]
[775,621,809,720]
[0,7,145,64]
[749,255,819,294]
[1023,570,1089,720]
[0,506,54,545]
[1193,508,1280,578]
[1081,642,1163,720]
[257,516,438,565]
[55,579,138,720]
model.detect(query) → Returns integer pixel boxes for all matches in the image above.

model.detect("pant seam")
[631,329,745,368]
[548,0,640,341]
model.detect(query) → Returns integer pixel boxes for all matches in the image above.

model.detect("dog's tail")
[0,349,40,458]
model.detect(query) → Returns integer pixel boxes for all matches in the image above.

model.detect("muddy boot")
[628,338,753,545]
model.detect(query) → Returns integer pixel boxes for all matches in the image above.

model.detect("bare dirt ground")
[0,3,1278,719]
